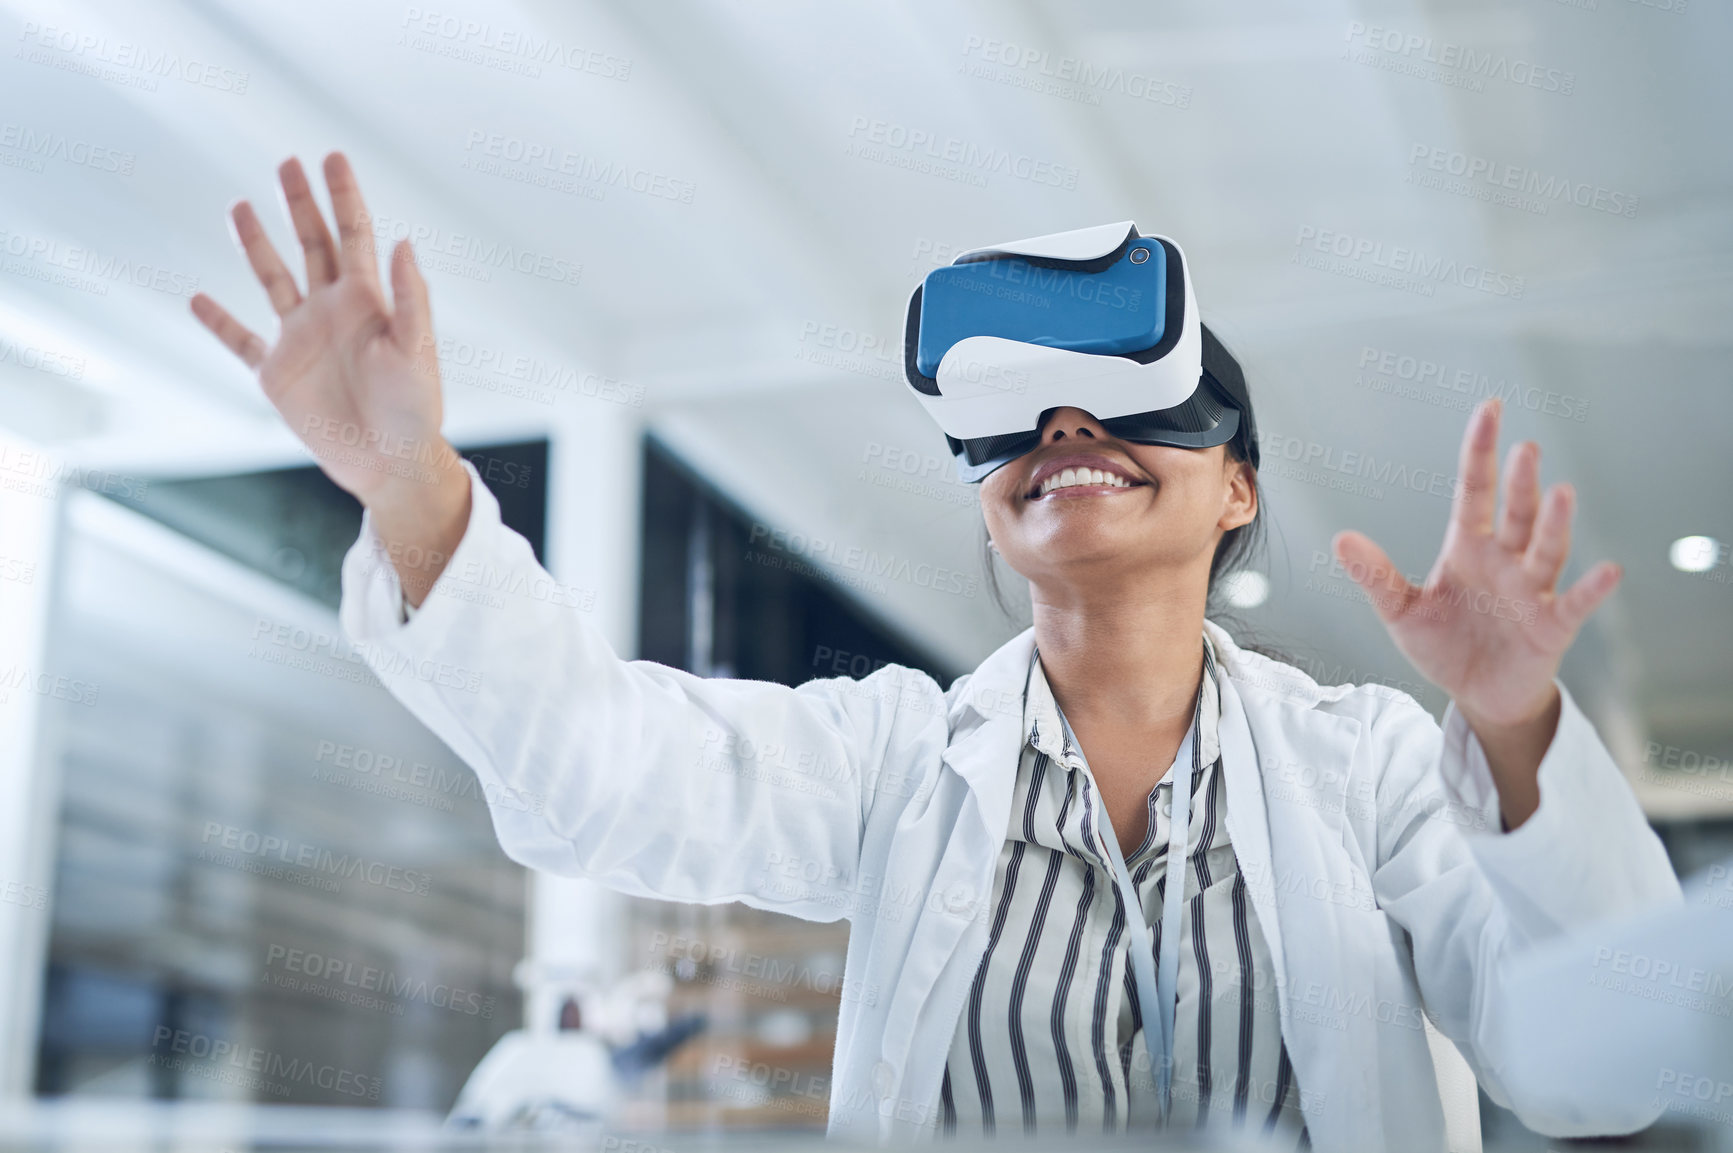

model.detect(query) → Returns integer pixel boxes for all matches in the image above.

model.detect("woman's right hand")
[190,152,471,604]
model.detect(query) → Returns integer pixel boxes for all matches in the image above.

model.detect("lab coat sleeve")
[1368,680,1683,1137]
[337,462,939,920]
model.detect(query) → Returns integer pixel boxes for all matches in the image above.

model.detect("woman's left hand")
[1331,397,1623,826]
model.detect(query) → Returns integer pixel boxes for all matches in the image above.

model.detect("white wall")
[0,432,66,1097]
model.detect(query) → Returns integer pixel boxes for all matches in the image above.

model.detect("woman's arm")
[340,460,942,915]
[192,152,938,916]
[1370,687,1681,1136]
[1330,395,1682,1131]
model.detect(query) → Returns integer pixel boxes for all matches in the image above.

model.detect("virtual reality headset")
[903,220,1258,483]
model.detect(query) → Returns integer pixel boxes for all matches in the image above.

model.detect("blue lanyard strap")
[1048,655,1206,1123]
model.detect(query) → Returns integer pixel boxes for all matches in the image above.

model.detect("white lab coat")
[339,463,1682,1151]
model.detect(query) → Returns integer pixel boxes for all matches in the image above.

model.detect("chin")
[1022,515,1155,571]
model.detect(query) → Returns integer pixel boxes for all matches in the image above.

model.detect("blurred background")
[0,0,1728,1146]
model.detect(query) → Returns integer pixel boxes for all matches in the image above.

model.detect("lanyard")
[1048,659,1203,1123]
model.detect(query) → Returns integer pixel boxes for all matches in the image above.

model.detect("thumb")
[1333,530,1420,624]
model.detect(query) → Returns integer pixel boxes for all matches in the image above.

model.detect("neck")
[1030,568,1209,737]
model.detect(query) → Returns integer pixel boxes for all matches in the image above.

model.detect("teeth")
[1038,467,1133,496]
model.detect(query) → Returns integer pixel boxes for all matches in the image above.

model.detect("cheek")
[979,474,1022,530]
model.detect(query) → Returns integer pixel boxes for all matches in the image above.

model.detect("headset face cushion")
[949,381,1244,483]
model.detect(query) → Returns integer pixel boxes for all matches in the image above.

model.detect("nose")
[1038,406,1109,444]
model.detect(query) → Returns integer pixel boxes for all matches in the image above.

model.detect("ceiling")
[1,0,1728,792]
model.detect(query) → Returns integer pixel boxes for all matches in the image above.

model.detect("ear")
[1219,456,1258,532]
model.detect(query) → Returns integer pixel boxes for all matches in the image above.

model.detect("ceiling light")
[1222,570,1270,608]
[1669,536,1721,573]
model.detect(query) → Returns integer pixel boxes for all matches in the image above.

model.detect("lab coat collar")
[1021,632,1225,770]
[954,620,1283,725]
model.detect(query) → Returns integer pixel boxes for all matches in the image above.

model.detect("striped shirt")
[939,633,1308,1145]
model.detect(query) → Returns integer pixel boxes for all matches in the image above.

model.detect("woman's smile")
[1024,451,1151,501]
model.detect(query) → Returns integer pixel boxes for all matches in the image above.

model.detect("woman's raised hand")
[190,152,470,603]
[1332,398,1623,825]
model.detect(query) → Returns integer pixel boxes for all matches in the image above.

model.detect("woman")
[191,153,1681,1151]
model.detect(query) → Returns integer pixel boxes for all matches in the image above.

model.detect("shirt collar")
[1025,631,1222,769]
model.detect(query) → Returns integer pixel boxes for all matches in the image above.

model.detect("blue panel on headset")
[915,240,1167,377]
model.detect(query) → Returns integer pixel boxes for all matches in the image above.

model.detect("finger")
[388,239,434,372]
[1451,398,1502,538]
[324,151,381,292]
[1557,560,1622,631]
[229,200,301,316]
[278,157,340,287]
[1333,530,1422,624]
[1494,440,1541,552]
[1521,483,1575,589]
[190,293,268,370]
